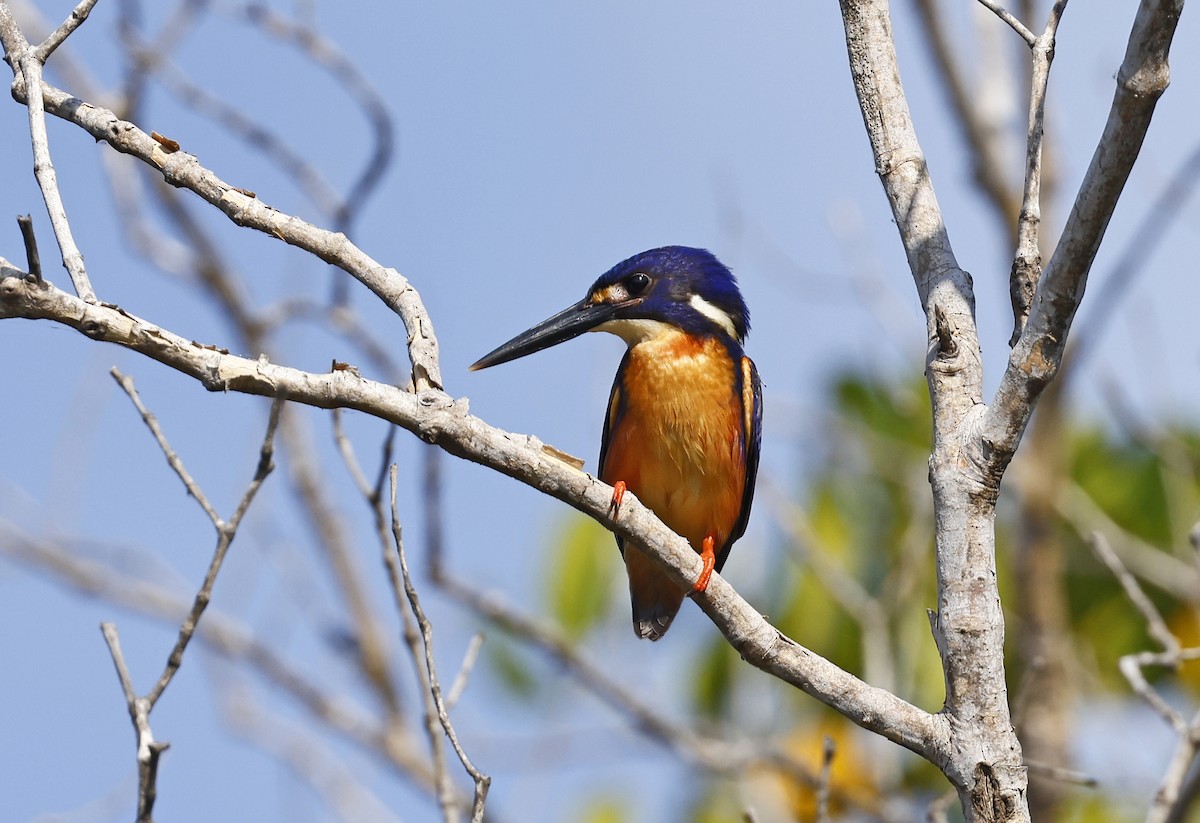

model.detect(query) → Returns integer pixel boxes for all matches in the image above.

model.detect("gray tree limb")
[0,262,947,765]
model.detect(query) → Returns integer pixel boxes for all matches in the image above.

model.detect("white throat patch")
[591,318,675,346]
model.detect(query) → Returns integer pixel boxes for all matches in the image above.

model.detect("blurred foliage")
[500,368,1200,821]
[544,516,621,640]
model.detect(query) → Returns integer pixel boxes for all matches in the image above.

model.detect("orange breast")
[601,331,746,553]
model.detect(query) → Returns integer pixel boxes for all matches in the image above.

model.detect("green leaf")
[485,635,539,700]
[574,798,628,823]
[691,635,737,720]
[544,516,618,639]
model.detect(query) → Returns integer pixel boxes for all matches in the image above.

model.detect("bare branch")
[1093,530,1200,823]
[100,622,168,823]
[445,633,484,711]
[0,10,97,301]
[1088,532,1178,654]
[100,621,139,709]
[911,0,1022,235]
[144,396,282,707]
[89,376,283,819]
[32,0,99,62]
[0,264,947,765]
[976,0,1037,45]
[815,736,836,823]
[111,367,223,528]
[389,465,491,823]
[839,0,1023,815]
[233,2,394,238]
[16,214,40,282]
[985,0,1186,460]
[1009,1,1069,346]
[0,64,439,388]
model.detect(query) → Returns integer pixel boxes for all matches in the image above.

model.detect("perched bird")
[470,246,762,640]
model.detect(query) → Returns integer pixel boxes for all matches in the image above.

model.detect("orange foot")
[693,534,717,593]
[609,480,626,515]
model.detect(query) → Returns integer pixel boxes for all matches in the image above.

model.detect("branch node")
[932,305,958,360]
[16,214,42,282]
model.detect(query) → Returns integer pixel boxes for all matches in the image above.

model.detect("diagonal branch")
[911,0,1022,236]
[31,0,97,62]
[977,0,1037,44]
[0,56,439,389]
[0,264,948,767]
[984,0,1185,462]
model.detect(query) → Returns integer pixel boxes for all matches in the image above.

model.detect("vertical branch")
[0,6,97,301]
[1008,1,1068,346]
[101,623,168,823]
[16,214,41,282]
[839,0,1028,819]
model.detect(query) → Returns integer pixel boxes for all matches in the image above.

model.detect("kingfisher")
[470,246,762,640]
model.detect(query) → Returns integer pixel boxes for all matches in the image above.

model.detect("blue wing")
[715,355,762,572]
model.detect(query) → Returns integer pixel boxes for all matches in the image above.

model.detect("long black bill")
[469,298,618,371]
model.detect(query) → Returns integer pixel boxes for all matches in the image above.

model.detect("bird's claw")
[609,480,627,515]
[692,534,716,593]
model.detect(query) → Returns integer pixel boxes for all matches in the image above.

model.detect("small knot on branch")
[16,215,42,283]
[1008,254,1041,347]
[933,305,958,359]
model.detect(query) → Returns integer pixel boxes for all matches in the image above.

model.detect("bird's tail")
[624,546,686,641]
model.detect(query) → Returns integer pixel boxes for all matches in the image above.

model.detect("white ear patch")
[689,295,738,338]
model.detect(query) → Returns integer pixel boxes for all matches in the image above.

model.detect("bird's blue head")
[470,246,749,370]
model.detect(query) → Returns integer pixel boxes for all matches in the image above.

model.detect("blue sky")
[1,1,1198,821]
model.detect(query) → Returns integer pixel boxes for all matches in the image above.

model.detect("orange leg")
[693,534,717,593]
[609,480,626,515]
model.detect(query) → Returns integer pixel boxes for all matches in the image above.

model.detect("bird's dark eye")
[626,273,651,295]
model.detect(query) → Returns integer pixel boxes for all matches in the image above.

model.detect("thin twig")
[1093,531,1200,823]
[390,465,491,823]
[1088,532,1178,653]
[976,0,1038,45]
[95,383,281,820]
[13,44,96,301]
[445,633,484,711]
[111,368,222,527]
[815,736,836,823]
[233,2,393,240]
[1008,0,1068,345]
[33,0,100,62]
[100,622,168,823]
[337,420,454,819]
[145,397,283,707]
[100,621,139,708]
[926,788,958,823]
[2,526,449,798]
[1023,759,1098,787]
